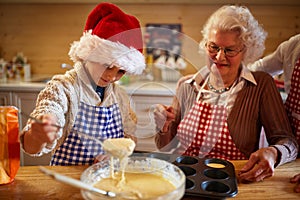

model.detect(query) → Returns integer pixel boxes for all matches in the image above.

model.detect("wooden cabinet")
[0,90,52,166]
[13,91,52,166]
[12,92,39,129]
[120,81,176,152]
[0,91,39,129]
[0,91,12,106]
[130,94,173,152]
[0,91,39,130]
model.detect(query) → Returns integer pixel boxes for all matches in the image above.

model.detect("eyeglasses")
[205,43,244,57]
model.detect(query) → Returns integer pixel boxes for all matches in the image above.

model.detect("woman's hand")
[124,133,137,144]
[290,174,300,193]
[153,104,175,133]
[238,147,277,182]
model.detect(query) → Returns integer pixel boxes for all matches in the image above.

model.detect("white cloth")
[248,34,300,94]
[186,65,257,116]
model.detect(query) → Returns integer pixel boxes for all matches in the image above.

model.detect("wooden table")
[1,159,300,200]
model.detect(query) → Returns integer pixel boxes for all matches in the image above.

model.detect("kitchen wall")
[0,0,299,76]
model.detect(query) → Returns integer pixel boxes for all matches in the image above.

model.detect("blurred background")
[0,0,299,77]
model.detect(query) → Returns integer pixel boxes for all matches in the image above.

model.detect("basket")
[161,68,182,82]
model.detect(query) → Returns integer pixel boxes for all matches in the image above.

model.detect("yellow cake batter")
[102,138,135,159]
[206,163,225,168]
[94,171,176,199]
[97,138,176,199]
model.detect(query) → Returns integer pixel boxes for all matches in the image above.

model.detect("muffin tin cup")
[132,152,238,199]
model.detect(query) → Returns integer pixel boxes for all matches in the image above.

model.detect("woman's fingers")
[154,104,175,132]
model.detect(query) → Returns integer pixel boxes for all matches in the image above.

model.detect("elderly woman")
[154,5,298,182]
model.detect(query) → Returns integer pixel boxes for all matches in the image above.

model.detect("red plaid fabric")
[285,57,300,144]
[177,100,246,160]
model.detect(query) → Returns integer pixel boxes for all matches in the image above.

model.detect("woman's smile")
[215,62,229,68]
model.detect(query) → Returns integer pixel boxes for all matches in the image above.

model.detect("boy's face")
[86,61,126,87]
[97,63,126,87]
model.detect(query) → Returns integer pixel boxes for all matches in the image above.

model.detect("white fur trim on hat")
[68,30,145,75]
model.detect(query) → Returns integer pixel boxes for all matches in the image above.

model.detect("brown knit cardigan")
[155,71,298,166]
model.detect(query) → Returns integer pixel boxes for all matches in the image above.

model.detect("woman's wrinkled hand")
[124,133,137,144]
[153,104,175,133]
[238,147,277,182]
[290,173,300,193]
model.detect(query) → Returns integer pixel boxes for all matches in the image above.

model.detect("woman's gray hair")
[199,5,267,65]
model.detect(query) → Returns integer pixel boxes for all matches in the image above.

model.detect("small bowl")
[80,156,186,200]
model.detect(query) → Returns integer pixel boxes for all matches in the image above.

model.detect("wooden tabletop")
[1,159,300,200]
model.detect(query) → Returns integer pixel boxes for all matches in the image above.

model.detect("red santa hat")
[68,2,145,75]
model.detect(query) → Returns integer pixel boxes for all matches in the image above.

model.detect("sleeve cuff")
[270,145,282,167]
[20,124,56,156]
[270,144,294,167]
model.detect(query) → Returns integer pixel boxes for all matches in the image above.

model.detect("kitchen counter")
[0,79,48,92]
[120,81,177,96]
[0,75,287,99]
[2,159,300,200]
[0,76,177,95]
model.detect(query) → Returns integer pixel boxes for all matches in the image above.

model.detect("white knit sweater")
[21,62,137,156]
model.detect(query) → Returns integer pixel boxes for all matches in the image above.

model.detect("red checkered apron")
[285,57,300,144]
[177,83,247,160]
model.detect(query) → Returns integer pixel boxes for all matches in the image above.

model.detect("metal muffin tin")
[132,152,238,199]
